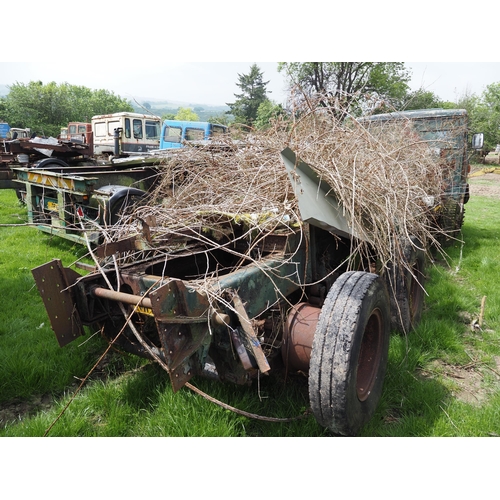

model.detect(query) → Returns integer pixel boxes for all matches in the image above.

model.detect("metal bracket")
[32,259,84,347]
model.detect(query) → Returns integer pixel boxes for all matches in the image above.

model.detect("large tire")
[102,187,146,225]
[309,271,390,436]
[385,238,426,334]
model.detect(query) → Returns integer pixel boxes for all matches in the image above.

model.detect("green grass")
[362,191,500,437]
[1,182,500,437]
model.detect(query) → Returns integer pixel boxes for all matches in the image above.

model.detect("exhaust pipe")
[114,127,123,156]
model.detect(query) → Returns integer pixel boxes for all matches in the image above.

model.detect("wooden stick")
[479,296,487,327]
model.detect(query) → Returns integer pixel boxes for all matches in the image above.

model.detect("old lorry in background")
[92,112,161,157]
[159,120,228,150]
[1,122,31,139]
[362,108,483,239]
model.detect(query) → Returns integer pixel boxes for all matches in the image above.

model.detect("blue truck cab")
[0,123,11,139]
[160,120,228,149]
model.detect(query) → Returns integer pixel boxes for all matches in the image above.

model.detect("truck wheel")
[105,187,146,225]
[308,271,390,436]
[385,238,426,334]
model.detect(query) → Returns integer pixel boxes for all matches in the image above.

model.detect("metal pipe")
[91,286,152,309]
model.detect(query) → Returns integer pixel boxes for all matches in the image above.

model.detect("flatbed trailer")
[13,159,160,244]
[1,135,163,244]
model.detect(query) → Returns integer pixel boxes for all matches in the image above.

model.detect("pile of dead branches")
[101,96,463,275]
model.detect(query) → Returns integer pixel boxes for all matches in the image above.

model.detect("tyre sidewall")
[343,281,390,435]
[309,272,391,436]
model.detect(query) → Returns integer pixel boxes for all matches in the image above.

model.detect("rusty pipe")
[91,286,152,309]
[282,302,320,372]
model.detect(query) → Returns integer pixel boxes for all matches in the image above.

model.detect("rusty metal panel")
[32,259,84,347]
[149,280,211,390]
[155,322,207,392]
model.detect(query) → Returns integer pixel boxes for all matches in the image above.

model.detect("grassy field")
[0,175,499,438]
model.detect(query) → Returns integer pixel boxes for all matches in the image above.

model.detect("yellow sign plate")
[136,306,154,317]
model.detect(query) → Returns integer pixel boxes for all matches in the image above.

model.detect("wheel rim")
[356,308,384,402]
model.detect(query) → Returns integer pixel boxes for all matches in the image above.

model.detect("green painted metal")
[281,147,363,241]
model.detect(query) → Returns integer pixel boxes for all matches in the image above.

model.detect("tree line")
[1,65,499,152]
[0,81,133,137]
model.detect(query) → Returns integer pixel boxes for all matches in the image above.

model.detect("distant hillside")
[0,83,229,114]
[0,84,231,121]
[131,98,230,122]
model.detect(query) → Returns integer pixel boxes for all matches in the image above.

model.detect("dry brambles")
[95,97,465,292]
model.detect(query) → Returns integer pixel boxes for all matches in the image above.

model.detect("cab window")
[146,120,160,140]
[125,118,131,139]
[107,120,120,136]
[163,126,182,143]
[185,128,205,141]
[133,119,143,139]
[212,125,227,136]
[94,122,107,137]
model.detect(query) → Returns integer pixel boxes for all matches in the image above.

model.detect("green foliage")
[278,62,411,117]
[2,81,133,137]
[226,64,270,126]
[469,82,500,151]
[254,100,285,130]
[404,88,443,110]
[209,115,232,126]
[174,107,199,121]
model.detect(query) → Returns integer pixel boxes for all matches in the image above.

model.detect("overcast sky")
[1,62,499,108]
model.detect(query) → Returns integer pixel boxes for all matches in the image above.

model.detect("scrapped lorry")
[32,108,482,435]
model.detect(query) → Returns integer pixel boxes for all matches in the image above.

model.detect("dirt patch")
[0,392,59,428]
[419,357,500,406]
[468,172,500,199]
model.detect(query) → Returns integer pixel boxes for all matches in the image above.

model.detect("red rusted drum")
[282,302,321,372]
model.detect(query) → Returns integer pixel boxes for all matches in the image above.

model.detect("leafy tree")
[254,100,285,130]
[278,62,410,118]
[404,88,443,110]
[174,107,199,121]
[161,113,176,121]
[2,81,133,137]
[208,114,232,126]
[470,82,500,152]
[226,64,270,126]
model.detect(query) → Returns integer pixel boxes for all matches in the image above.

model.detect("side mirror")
[472,133,484,150]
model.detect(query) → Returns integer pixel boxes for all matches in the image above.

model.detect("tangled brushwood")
[100,97,464,278]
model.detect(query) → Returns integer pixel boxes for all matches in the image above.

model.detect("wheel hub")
[282,303,320,372]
